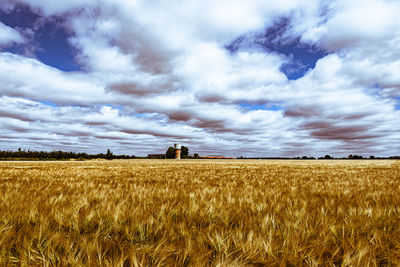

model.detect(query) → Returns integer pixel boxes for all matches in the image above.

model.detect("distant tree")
[106,149,113,160]
[0,148,136,160]
[181,146,189,158]
[370,155,375,159]
[166,147,175,159]
[348,154,363,159]
[193,153,200,159]
[324,155,332,159]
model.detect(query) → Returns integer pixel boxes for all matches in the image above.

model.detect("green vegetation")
[165,145,190,159]
[0,148,135,160]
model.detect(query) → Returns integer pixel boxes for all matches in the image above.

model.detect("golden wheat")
[0,159,399,266]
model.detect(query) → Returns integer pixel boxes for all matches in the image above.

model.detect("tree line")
[2,148,398,161]
[239,154,400,160]
[0,148,136,160]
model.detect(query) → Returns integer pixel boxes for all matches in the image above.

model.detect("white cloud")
[301,0,400,51]
[0,0,399,157]
[0,53,109,105]
[0,21,24,45]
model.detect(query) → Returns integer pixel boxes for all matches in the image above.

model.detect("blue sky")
[226,17,328,80]
[0,0,399,157]
[0,5,80,71]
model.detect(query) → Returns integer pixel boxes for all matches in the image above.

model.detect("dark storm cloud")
[304,122,383,141]
[196,93,227,104]
[167,111,195,122]
[106,75,180,96]
[115,27,175,75]
[108,82,164,96]
[120,129,187,139]
[284,105,324,118]
[94,135,126,140]
[0,110,37,122]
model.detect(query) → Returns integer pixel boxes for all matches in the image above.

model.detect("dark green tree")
[166,147,175,159]
[181,146,189,158]
[106,149,113,160]
[348,154,363,159]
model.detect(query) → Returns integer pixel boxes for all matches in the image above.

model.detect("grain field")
[0,159,399,266]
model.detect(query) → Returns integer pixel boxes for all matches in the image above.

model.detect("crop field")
[0,159,399,266]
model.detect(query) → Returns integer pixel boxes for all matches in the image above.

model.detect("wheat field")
[0,159,399,266]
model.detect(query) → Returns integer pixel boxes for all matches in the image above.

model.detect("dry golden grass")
[0,159,399,266]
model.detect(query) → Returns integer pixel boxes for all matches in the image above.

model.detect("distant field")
[0,160,399,266]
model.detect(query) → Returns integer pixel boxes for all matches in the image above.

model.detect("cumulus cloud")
[0,21,24,45]
[0,53,108,105]
[302,0,400,51]
[0,0,399,157]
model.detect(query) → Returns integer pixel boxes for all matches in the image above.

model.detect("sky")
[0,0,399,157]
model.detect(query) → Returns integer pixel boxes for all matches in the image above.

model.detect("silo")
[174,143,181,159]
